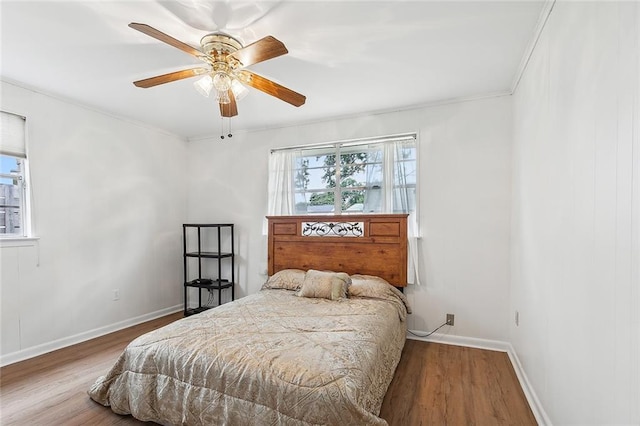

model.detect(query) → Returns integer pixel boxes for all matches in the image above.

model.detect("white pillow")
[297,270,351,300]
[262,269,306,291]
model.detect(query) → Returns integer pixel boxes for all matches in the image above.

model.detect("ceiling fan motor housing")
[201,33,243,57]
[201,33,244,73]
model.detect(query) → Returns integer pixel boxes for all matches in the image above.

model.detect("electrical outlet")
[446,313,455,326]
[515,310,519,326]
[113,289,120,301]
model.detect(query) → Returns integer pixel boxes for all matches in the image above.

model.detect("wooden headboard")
[267,214,408,287]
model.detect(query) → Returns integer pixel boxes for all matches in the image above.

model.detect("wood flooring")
[0,314,536,425]
[380,340,537,425]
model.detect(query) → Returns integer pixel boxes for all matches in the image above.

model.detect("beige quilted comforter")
[89,289,408,425]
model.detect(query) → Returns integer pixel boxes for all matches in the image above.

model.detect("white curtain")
[362,140,421,284]
[264,149,298,235]
[362,144,383,212]
[385,140,421,285]
[267,149,297,216]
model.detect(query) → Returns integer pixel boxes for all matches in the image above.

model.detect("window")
[288,135,417,215]
[0,111,29,237]
[293,145,379,214]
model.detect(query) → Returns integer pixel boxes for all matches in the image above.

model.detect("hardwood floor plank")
[0,313,181,425]
[379,339,537,425]
[1,314,536,425]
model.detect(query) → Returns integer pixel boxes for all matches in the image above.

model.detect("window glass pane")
[304,167,330,190]
[0,154,23,235]
[397,145,416,161]
[294,191,335,214]
[362,185,383,213]
[293,157,308,190]
[340,146,384,213]
[340,149,378,177]
[395,160,416,185]
[341,168,367,187]
[341,189,365,211]
[0,156,20,175]
[344,202,364,213]
[293,192,308,214]
[340,148,383,185]
[392,186,416,213]
[294,151,336,192]
[309,191,335,213]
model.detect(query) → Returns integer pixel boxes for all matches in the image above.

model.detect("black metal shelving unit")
[183,223,235,316]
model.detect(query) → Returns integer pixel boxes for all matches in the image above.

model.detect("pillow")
[262,269,306,291]
[297,269,351,301]
[349,274,412,315]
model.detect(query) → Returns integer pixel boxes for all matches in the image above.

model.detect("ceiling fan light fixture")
[216,89,231,105]
[212,72,232,92]
[231,79,249,101]
[194,75,213,97]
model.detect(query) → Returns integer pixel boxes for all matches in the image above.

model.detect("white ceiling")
[0,1,545,139]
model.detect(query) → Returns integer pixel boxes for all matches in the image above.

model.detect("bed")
[89,214,410,425]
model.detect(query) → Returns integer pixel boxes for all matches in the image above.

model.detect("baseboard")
[407,331,551,425]
[506,343,553,426]
[407,330,511,352]
[0,304,183,367]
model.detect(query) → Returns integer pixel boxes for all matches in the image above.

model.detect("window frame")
[0,111,32,239]
[285,133,418,216]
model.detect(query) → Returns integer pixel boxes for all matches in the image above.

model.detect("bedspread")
[89,289,407,425]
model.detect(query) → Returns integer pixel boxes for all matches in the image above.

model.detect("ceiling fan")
[129,23,306,118]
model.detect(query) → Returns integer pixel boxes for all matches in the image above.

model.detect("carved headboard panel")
[267,214,408,287]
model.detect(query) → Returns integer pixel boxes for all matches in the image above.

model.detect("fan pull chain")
[220,117,233,140]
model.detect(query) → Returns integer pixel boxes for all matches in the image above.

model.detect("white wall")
[511,2,639,424]
[0,81,188,364]
[187,95,513,342]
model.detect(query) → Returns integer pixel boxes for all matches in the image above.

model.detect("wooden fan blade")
[236,70,305,107]
[129,23,207,60]
[229,36,288,67]
[133,67,209,88]
[220,90,238,117]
